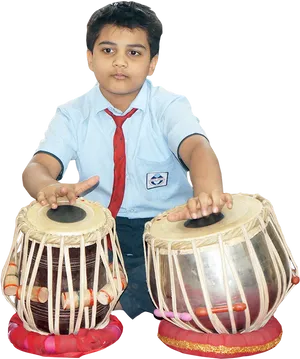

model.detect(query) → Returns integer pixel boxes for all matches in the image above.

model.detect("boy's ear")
[148,55,158,76]
[87,50,94,71]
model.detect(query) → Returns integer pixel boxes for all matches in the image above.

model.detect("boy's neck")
[100,86,141,113]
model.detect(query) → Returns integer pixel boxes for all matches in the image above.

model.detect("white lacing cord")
[192,240,228,334]
[16,236,23,264]
[90,235,101,329]
[22,240,35,331]
[224,248,251,333]
[64,246,75,334]
[167,242,179,325]
[151,239,170,319]
[25,235,47,332]
[143,223,158,310]
[257,217,288,327]
[218,234,236,334]
[54,237,65,335]
[1,224,24,308]
[17,231,33,330]
[242,224,269,331]
[83,246,90,329]
[94,227,115,330]
[263,200,298,284]
[172,252,211,333]
[47,245,54,333]
[170,253,198,331]
[74,235,86,334]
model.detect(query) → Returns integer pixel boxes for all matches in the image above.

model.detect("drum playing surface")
[25,198,107,237]
[148,194,263,243]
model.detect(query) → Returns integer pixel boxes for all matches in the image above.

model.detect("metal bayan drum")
[1,198,127,335]
[143,194,299,334]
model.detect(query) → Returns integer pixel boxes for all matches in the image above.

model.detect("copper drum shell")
[19,240,107,334]
[2,199,126,335]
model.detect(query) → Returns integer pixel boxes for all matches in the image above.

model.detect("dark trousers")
[115,216,155,319]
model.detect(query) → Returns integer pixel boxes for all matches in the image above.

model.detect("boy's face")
[87,25,158,100]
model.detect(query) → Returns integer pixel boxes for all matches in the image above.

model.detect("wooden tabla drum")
[1,198,127,335]
[143,193,299,334]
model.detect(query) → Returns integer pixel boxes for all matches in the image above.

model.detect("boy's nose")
[113,54,128,68]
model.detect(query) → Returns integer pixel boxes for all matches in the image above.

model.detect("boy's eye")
[129,50,140,56]
[103,48,114,54]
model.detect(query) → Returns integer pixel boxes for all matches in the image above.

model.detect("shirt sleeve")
[35,107,77,180]
[161,96,208,169]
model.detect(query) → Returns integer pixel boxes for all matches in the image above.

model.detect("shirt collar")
[92,79,149,116]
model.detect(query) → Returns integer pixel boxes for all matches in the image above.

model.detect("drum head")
[146,194,263,245]
[25,198,107,236]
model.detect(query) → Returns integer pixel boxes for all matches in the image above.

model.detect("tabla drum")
[143,193,299,334]
[1,198,127,335]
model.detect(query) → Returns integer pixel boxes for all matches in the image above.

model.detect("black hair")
[86,1,163,59]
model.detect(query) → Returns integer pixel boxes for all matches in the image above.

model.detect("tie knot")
[105,108,138,127]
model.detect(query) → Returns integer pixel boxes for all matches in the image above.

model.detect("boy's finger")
[37,192,47,205]
[198,193,210,216]
[47,194,58,209]
[66,191,77,205]
[74,176,100,196]
[187,198,198,219]
[167,207,190,222]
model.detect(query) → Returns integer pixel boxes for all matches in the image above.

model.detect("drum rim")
[15,198,114,245]
[143,193,268,249]
[152,225,263,255]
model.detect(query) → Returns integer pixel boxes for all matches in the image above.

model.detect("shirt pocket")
[135,155,176,201]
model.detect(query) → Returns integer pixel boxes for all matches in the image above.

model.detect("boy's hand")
[36,175,99,209]
[167,190,233,222]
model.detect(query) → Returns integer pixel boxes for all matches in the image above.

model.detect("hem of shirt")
[117,211,159,219]
[34,150,64,181]
[177,133,209,171]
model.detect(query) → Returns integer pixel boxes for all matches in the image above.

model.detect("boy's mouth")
[113,72,128,80]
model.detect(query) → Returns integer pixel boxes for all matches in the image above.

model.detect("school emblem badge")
[146,172,168,189]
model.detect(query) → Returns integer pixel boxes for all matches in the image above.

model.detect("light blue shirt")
[36,79,207,218]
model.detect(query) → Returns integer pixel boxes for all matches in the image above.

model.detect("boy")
[22,1,232,319]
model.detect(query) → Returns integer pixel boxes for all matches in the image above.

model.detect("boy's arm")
[23,106,99,208]
[179,135,223,197]
[22,153,62,198]
[167,135,232,221]
[22,153,99,209]
[158,95,231,221]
